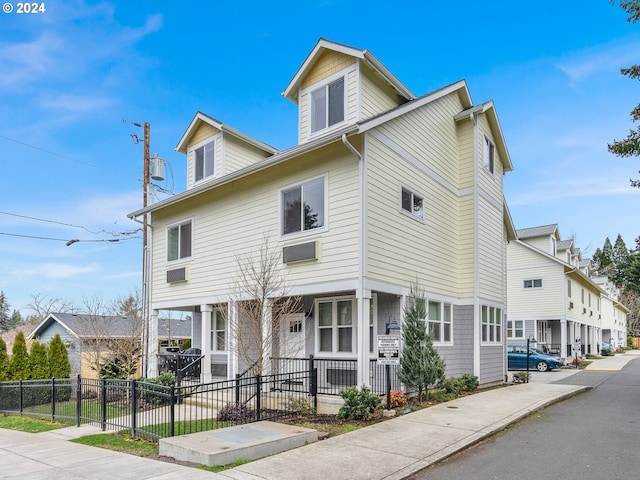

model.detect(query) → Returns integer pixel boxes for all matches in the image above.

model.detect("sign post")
[378,335,400,410]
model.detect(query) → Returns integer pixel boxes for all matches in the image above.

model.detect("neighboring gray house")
[28,313,187,378]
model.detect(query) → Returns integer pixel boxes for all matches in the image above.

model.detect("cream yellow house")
[129,38,515,388]
[506,224,627,358]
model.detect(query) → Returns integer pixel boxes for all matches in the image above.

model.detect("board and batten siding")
[150,144,361,306]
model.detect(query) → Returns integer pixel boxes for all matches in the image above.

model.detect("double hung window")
[317,297,354,354]
[483,136,495,174]
[507,319,524,339]
[427,301,452,343]
[481,306,502,344]
[211,309,226,352]
[523,279,543,289]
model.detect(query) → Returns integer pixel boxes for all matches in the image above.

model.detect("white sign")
[377,335,400,365]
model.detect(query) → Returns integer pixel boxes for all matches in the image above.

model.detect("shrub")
[441,378,462,395]
[138,372,176,405]
[285,396,317,415]
[337,385,381,420]
[217,401,254,422]
[513,372,530,383]
[429,391,456,403]
[459,374,479,392]
[48,334,71,380]
[383,390,408,409]
[601,348,614,356]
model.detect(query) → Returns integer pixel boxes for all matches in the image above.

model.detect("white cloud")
[18,262,100,280]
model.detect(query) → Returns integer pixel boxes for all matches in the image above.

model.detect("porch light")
[385,316,401,335]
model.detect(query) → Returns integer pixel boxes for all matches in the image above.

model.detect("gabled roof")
[516,224,559,239]
[28,312,140,341]
[175,111,278,155]
[453,100,513,173]
[557,239,573,251]
[282,38,415,103]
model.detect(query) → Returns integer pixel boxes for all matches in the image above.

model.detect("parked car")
[507,345,564,372]
[601,342,612,352]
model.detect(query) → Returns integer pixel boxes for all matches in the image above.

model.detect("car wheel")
[536,361,549,372]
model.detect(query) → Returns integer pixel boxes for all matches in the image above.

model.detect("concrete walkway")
[0,352,637,480]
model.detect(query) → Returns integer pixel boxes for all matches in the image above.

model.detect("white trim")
[302,68,351,139]
[189,135,221,184]
[165,217,194,264]
[399,184,425,222]
[315,295,357,357]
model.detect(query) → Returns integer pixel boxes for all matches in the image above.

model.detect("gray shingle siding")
[437,304,474,378]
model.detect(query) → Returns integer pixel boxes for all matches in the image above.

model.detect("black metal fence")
[270,356,400,396]
[0,367,317,443]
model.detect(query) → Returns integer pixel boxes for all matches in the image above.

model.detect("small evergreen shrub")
[138,372,176,405]
[285,397,317,415]
[429,391,456,403]
[513,372,530,383]
[441,378,462,395]
[217,401,254,422]
[337,385,381,420]
[383,390,408,409]
[459,374,479,392]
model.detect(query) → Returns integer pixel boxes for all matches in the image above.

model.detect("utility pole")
[142,122,150,377]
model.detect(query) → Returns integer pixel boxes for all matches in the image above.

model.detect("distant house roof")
[516,224,558,239]
[557,240,573,250]
[28,313,190,342]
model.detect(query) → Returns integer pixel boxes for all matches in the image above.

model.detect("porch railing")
[270,356,400,396]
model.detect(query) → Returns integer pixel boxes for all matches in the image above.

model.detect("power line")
[0,134,96,167]
[0,232,141,244]
[0,210,140,236]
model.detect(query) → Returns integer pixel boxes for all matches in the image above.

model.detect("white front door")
[283,313,306,359]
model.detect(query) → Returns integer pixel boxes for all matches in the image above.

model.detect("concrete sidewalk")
[0,352,637,480]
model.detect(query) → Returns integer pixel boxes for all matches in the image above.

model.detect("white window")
[567,280,572,298]
[481,306,502,344]
[523,279,543,289]
[194,140,215,182]
[311,77,345,133]
[507,320,524,339]
[401,187,424,219]
[210,309,226,352]
[369,294,377,353]
[316,297,355,355]
[483,136,495,174]
[427,301,452,344]
[282,177,325,235]
[167,220,192,261]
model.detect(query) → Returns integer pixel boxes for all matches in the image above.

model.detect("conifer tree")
[0,338,9,381]
[29,341,50,380]
[48,333,71,379]
[398,286,446,401]
[9,331,30,380]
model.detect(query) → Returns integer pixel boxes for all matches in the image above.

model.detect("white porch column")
[228,301,238,379]
[148,309,159,376]
[356,292,371,388]
[262,299,273,375]
[200,305,212,381]
[560,318,567,358]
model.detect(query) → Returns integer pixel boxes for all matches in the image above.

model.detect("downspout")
[471,113,480,379]
[131,214,152,378]
[343,134,370,387]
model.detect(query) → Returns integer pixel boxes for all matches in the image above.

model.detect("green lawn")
[0,415,68,433]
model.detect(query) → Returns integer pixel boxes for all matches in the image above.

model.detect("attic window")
[311,77,345,133]
[194,140,214,182]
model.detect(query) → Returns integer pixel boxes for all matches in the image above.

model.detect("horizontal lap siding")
[366,95,466,297]
[150,146,360,305]
[507,243,564,317]
[360,68,402,120]
[478,195,505,303]
[367,135,459,295]
[222,136,271,174]
[186,123,221,190]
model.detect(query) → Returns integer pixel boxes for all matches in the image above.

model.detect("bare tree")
[74,295,117,376]
[226,235,303,375]
[26,293,77,322]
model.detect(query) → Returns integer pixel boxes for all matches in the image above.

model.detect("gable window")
[483,136,495,174]
[316,297,355,355]
[567,280,572,298]
[507,320,524,339]
[194,140,215,182]
[311,77,345,133]
[167,220,192,261]
[401,187,424,219]
[427,301,452,344]
[523,279,543,289]
[481,305,502,344]
[210,309,226,352]
[282,177,325,235]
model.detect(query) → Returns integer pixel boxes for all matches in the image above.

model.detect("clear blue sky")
[1,1,639,317]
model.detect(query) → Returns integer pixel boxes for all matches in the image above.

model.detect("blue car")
[507,345,564,372]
